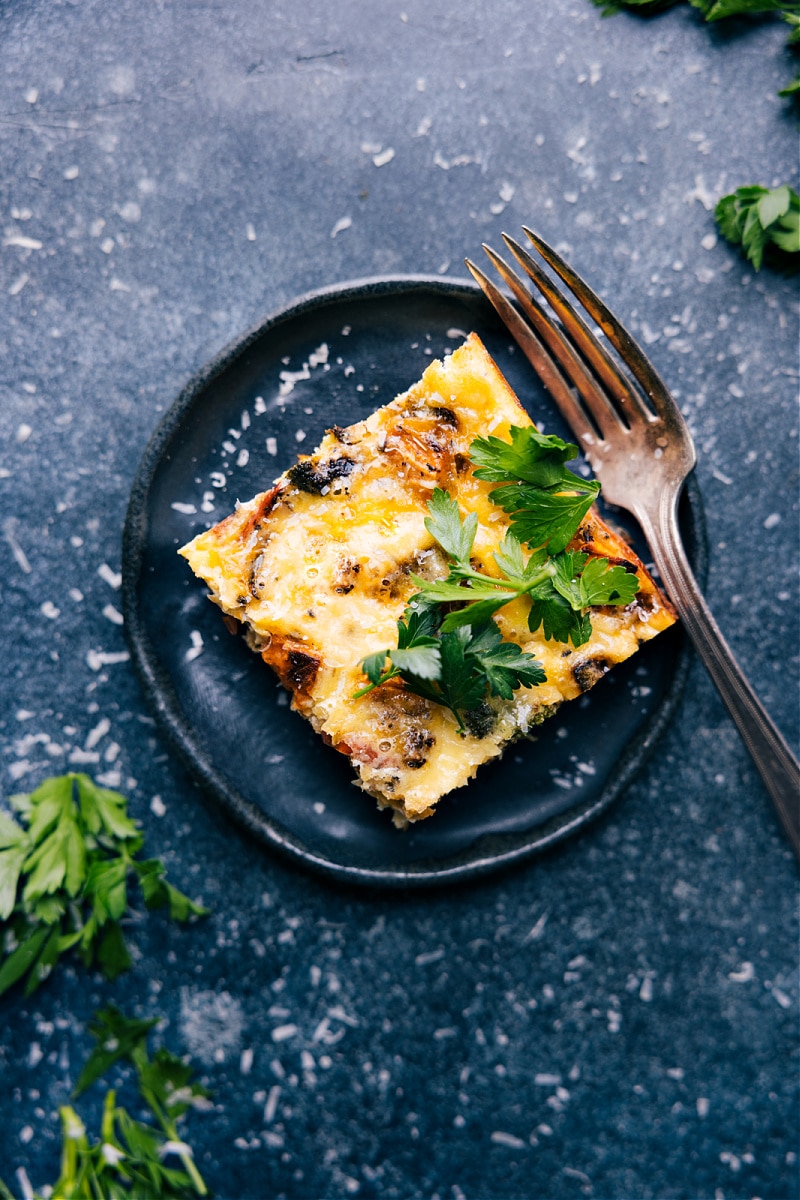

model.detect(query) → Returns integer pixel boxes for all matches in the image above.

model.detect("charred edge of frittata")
[258,635,321,702]
[287,456,357,495]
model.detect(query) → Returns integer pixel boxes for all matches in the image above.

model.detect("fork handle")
[638,499,800,858]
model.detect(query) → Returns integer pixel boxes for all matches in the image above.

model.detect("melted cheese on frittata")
[180,335,675,823]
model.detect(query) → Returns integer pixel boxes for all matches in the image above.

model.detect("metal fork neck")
[637,492,800,858]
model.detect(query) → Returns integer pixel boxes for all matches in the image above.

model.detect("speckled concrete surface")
[0,2,797,1197]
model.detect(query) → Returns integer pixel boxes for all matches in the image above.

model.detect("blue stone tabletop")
[0,2,797,1197]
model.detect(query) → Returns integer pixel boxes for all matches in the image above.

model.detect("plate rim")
[122,274,707,889]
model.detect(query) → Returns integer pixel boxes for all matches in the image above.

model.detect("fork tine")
[465,257,597,450]
[482,241,625,440]
[504,232,655,426]
[522,226,682,426]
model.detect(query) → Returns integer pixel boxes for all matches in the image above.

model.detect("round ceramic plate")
[122,276,704,887]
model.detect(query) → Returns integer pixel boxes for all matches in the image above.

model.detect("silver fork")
[467,228,799,857]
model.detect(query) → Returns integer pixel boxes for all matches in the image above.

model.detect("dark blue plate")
[122,277,704,886]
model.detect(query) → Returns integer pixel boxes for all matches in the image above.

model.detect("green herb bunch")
[715,184,800,269]
[356,596,547,734]
[0,1007,211,1199]
[0,773,208,998]
[356,428,640,732]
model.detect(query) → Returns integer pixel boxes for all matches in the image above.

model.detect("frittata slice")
[180,334,676,824]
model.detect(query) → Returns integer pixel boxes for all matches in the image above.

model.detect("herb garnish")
[356,598,546,734]
[412,485,638,645]
[0,1006,211,1199]
[0,773,208,999]
[355,428,640,730]
[469,426,600,553]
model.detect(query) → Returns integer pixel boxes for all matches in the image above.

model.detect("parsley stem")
[449,708,467,735]
[455,560,557,596]
[88,1160,104,1200]
[143,1085,209,1196]
[352,665,401,699]
[58,1106,87,1191]
[100,1087,116,1144]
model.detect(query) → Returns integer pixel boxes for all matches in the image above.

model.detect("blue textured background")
[0,2,797,1197]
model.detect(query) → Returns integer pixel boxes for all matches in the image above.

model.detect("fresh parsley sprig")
[470,427,601,553]
[356,602,443,695]
[715,184,800,270]
[414,479,638,647]
[0,773,208,1000]
[356,598,545,734]
[0,1007,211,1199]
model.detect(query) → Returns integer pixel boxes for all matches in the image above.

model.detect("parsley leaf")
[85,856,129,924]
[353,602,442,697]
[0,811,28,921]
[489,481,600,554]
[0,774,209,1000]
[437,627,490,718]
[0,924,51,998]
[528,584,594,647]
[361,649,393,686]
[578,556,641,607]
[491,536,549,584]
[424,486,478,564]
[465,622,547,699]
[390,645,443,680]
[74,1007,160,1097]
[135,858,210,921]
[433,623,545,730]
[492,533,529,582]
[551,550,589,609]
[716,184,800,270]
[470,426,579,487]
[397,601,441,647]
[471,429,600,554]
[94,920,133,981]
[527,551,638,646]
[78,774,140,842]
[140,1047,212,1123]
